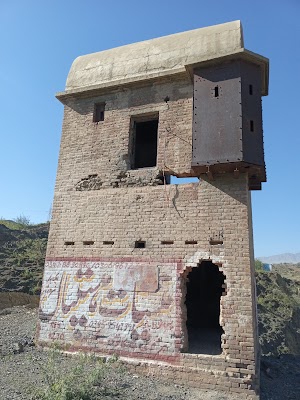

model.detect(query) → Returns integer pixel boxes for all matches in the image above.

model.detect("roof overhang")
[56,21,269,103]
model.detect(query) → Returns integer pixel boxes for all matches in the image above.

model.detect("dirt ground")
[0,306,300,400]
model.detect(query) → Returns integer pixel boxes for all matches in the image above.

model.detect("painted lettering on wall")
[38,260,179,355]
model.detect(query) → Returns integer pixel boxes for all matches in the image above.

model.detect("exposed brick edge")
[38,341,180,363]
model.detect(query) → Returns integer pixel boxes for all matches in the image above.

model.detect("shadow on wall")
[62,81,192,115]
[171,175,248,206]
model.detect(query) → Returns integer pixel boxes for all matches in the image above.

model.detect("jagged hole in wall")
[170,176,199,184]
[185,261,225,355]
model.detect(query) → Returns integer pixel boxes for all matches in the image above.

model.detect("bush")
[255,259,264,271]
[13,214,31,226]
[31,350,120,400]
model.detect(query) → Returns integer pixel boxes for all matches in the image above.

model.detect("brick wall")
[38,76,259,398]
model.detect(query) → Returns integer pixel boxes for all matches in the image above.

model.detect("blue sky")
[0,0,299,257]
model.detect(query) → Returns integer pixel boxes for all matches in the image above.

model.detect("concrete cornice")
[56,49,268,103]
[56,21,269,103]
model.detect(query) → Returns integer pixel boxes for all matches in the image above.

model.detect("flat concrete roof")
[58,21,268,99]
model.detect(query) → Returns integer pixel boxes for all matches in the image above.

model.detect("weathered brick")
[37,22,268,399]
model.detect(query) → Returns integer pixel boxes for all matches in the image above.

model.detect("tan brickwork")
[37,23,267,399]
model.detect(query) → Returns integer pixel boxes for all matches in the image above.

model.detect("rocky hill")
[0,221,299,357]
[0,221,49,294]
[256,265,300,356]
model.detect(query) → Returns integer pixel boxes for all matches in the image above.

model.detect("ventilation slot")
[250,120,254,132]
[185,240,198,245]
[161,240,174,245]
[135,241,146,248]
[103,241,114,245]
[249,84,253,95]
[83,241,94,246]
[64,241,75,246]
[209,239,223,245]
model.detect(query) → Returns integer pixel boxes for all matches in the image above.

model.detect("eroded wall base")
[125,356,259,399]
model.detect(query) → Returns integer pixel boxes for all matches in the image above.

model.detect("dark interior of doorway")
[185,261,225,355]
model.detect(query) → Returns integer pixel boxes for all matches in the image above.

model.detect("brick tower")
[37,21,269,399]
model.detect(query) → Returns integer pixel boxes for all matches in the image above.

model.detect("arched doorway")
[185,260,225,355]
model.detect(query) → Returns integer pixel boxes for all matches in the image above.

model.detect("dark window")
[131,118,158,169]
[214,86,219,97]
[250,120,254,132]
[249,84,253,95]
[93,103,105,122]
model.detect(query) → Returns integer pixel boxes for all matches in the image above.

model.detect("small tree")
[13,214,31,226]
[255,258,264,271]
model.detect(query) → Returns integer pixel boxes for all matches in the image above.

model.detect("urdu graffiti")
[38,260,179,356]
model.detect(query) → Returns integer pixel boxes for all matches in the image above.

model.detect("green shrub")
[255,258,264,271]
[0,219,26,230]
[21,268,35,280]
[13,214,31,226]
[31,350,120,400]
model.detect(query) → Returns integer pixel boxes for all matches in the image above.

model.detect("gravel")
[0,306,299,399]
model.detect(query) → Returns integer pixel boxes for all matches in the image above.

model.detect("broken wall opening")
[185,261,225,355]
[170,176,199,184]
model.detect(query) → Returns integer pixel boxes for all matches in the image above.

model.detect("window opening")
[185,261,225,355]
[249,84,253,95]
[135,240,146,248]
[214,86,219,98]
[64,241,75,246]
[93,103,105,122]
[131,118,158,169]
[250,120,254,132]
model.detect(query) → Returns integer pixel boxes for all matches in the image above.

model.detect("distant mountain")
[258,253,300,264]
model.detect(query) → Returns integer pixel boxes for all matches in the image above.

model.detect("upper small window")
[93,103,105,122]
[214,86,219,98]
